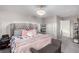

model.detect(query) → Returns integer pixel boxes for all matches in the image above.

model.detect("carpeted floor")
[61,37,79,53]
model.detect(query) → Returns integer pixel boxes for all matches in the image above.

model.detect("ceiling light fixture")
[36,9,46,16]
[36,5,46,16]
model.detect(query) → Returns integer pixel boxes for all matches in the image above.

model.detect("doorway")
[60,20,70,38]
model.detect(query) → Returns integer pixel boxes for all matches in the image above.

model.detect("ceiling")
[0,5,79,18]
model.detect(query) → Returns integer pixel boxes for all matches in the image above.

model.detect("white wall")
[0,11,42,35]
[45,16,74,39]
[45,16,57,39]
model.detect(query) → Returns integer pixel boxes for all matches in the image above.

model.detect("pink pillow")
[22,29,37,37]
[22,30,27,37]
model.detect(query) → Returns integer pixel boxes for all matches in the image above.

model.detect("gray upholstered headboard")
[10,23,38,37]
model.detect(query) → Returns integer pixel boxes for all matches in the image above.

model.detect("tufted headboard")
[10,23,38,37]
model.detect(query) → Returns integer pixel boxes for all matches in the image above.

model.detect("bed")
[10,23,53,53]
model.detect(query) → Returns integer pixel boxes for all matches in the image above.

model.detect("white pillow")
[27,29,37,37]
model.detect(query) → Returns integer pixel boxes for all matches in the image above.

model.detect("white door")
[60,20,70,38]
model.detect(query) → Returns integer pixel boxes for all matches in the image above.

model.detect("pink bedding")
[12,34,52,53]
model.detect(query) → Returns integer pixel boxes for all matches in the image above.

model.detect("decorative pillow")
[27,29,37,37]
[14,29,22,37]
[22,29,27,37]
[22,29,37,37]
